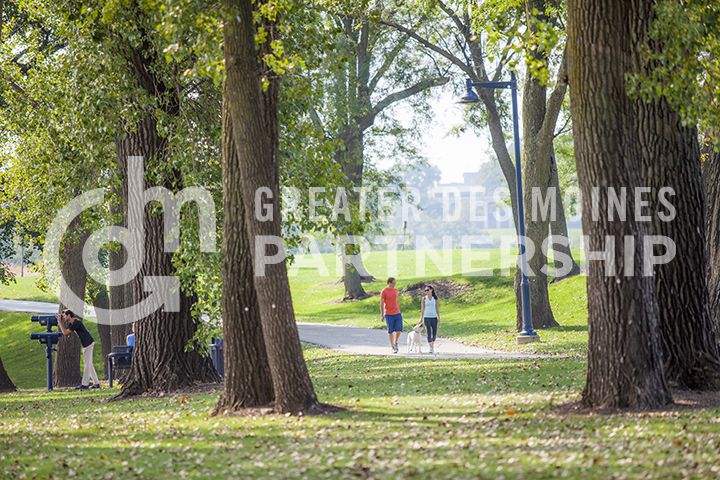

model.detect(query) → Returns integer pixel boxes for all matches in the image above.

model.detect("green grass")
[0,311,105,389]
[1,249,718,478]
[2,347,719,479]
[288,248,589,355]
[0,275,57,303]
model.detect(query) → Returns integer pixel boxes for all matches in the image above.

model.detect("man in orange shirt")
[380,277,403,353]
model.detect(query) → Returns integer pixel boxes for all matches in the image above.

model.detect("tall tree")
[568,0,671,409]
[0,357,14,393]
[636,100,720,388]
[54,218,89,388]
[705,148,720,327]
[311,6,449,299]
[90,281,112,379]
[384,0,580,329]
[223,0,320,413]
[625,0,720,382]
[513,0,570,330]
[214,89,274,413]
[115,114,219,396]
[0,219,16,393]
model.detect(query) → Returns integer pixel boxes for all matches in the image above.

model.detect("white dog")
[407,325,423,353]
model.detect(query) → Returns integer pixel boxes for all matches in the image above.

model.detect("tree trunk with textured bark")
[637,97,720,390]
[109,150,133,349]
[513,0,569,331]
[214,86,274,414]
[337,127,369,300]
[91,283,112,379]
[705,148,720,328]
[54,218,89,388]
[0,356,15,393]
[116,115,219,397]
[627,0,720,390]
[224,0,320,413]
[549,152,582,282]
[568,0,671,409]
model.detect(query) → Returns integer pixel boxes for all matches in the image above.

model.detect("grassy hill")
[0,311,105,389]
[289,249,588,355]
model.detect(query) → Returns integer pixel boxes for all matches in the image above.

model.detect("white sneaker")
[429,346,435,354]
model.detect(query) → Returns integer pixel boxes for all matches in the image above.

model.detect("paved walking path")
[297,322,538,359]
[0,299,96,317]
[1,298,537,359]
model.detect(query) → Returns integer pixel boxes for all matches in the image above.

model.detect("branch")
[490,29,518,82]
[380,19,475,79]
[7,80,41,109]
[369,27,411,93]
[308,105,326,138]
[554,114,571,139]
[437,0,470,41]
[540,45,568,141]
[357,20,371,90]
[366,76,449,127]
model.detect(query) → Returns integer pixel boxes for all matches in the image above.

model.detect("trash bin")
[210,338,224,379]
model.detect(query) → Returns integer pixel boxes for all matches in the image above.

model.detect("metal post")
[510,72,538,342]
[46,343,53,391]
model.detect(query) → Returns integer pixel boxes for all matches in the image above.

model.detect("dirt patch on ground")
[401,279,471,299]
[326,279,471,303]
[551,389,720,415]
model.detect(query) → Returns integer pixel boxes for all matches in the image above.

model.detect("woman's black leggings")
[424,317,438,343]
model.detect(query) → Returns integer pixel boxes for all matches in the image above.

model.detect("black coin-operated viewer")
[29,315,62,391]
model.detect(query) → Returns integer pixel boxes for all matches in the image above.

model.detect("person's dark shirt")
[66,319,94,348]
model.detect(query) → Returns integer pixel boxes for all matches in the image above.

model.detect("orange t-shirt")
[381,287,400,315]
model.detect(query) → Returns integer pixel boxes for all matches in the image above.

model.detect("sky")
[376,88,499,185]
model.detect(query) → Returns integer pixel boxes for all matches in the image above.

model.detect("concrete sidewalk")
[297,322,538,359]
[0,299,96,317]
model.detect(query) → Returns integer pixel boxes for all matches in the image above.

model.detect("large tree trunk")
[516,74,559,330]
[109,153,133,349]
[338,128,369,300]
[568,0,671,409]
[224,0,320,413]
[634,21,720,389]
[108,160,133,386]
[116,115,219,397]
[91,282,112,380]
[54,218,89,388]
[513,0,567,331]
[0,356,15,392]
[549,151,581,281]
[215,86,274,414]
[705,148,720,327]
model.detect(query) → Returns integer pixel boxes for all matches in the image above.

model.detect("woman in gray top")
[417,285,440,354]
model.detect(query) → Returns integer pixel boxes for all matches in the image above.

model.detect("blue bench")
[106,338,224,387]
[107,345,133,388]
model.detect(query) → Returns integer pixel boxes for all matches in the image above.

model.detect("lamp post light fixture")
[458,72,539,344]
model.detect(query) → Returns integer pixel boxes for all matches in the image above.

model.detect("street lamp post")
[458,72,539,343]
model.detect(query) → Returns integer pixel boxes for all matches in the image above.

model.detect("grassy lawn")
[0,311,105,389]
[289,248,588,356]
[1,249,718,478]
[0,275,57,303]
[2,347,719,479]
